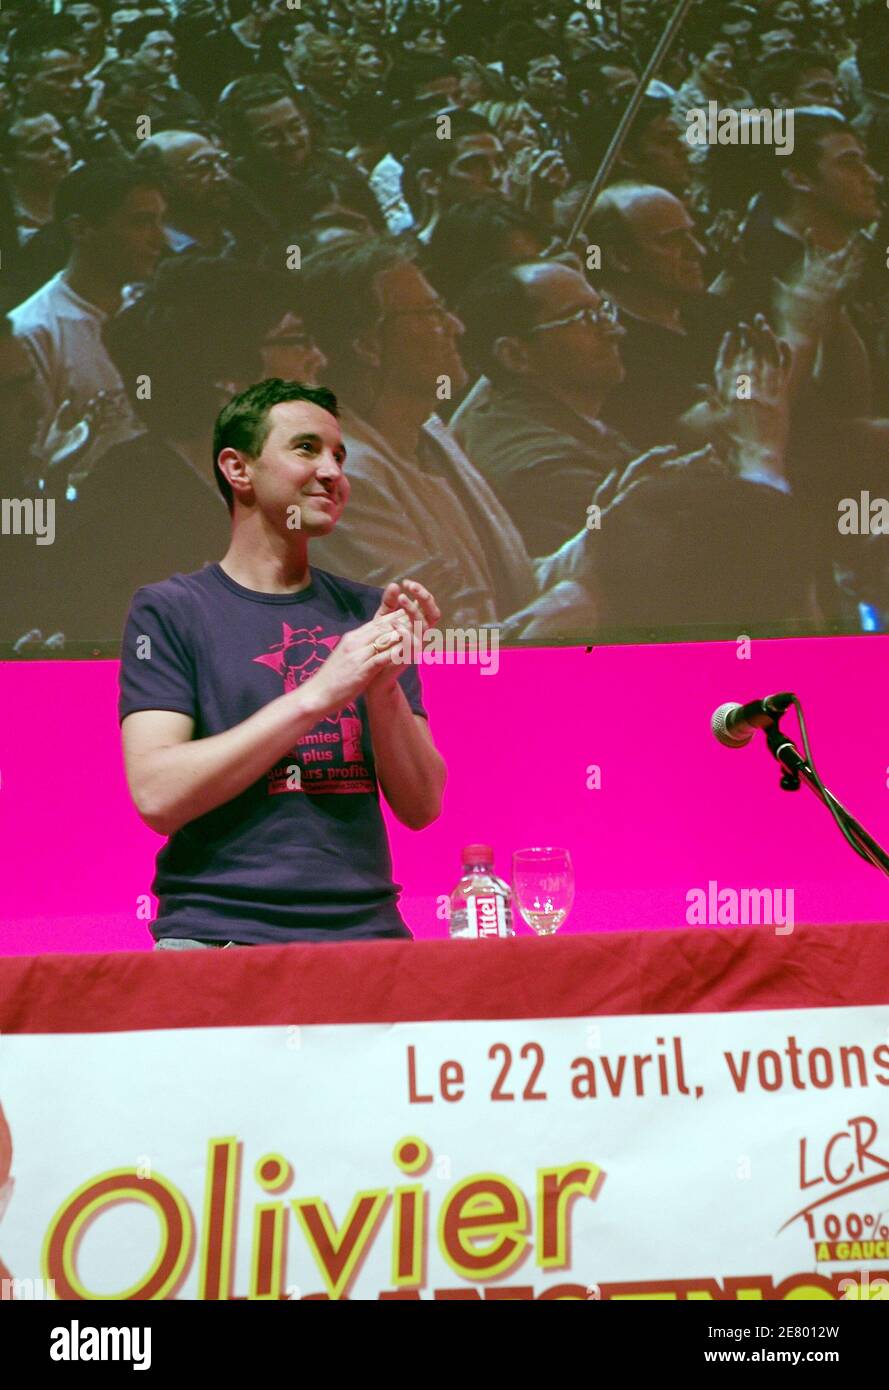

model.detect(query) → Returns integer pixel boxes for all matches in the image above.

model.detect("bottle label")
[466,893,508,939]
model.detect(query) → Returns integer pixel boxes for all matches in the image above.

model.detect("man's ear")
[217,446,252,506]
[493,334,532,376]
[64,212,91,246]
[782,166,815,196]
[351,323,383,371]
[417,167,441,200]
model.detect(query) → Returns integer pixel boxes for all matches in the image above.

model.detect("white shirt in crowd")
[10,271,143,477]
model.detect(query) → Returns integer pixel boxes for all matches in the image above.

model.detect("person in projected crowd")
[0,311,72,646]
[450,259,819,622]
[119,378,446,948]
[113,17,204,129]
[728,109,882,414]
[400,109,511,245]
[2,111,73,247]
[455,262,677,556]
[750,48,842,113]
[9,160,165,480]
[500,41,575,157]
[45,255,327,645]
[11,15,118,163]
[422,195,551,316]
[6,0,889,650]
[171,0,267,113]
[215,74,383,239]
[567,89,693,202]
[133,130,276,262]
[579,182,731,452]
[451,260,641,556]
[297,236,720,639]
[597,316,821,632]
[672,24,754,132]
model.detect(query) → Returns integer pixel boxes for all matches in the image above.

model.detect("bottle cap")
[462,844,493,866]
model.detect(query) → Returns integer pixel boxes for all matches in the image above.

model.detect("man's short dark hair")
[117,15,175,57]
[750,49,836,105]
[213,379,339,513]
[685,10,736,60]
[1,112,57,165]
[95,58,144,101]
[401,109,492,211]
[406,109,491,169]
[719,1,757,33]
[216,74,303,154]
[69,0,108,20]
[425,195,547,306]
[785,106,854,165]
[106,256,301,457]
[9,14,81,72]
[455,260,538,379]
[571,90,673,174]
[257,14,301,73]
[762,106,854,202]
[388,54,458,107]
[299,236,411,380]
[501,34,563,88]
[53,159,165,227]
[398,16,445,47]
[855,21,889,91]
[566,51,638,108]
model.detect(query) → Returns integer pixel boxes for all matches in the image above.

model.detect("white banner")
[2,1005,889,1300]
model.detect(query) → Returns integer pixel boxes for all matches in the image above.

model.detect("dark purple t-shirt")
[118,563,427,944]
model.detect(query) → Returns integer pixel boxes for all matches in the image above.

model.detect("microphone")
[711,692,795,748]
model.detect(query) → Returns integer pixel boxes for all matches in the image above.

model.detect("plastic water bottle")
[449,845,515,939]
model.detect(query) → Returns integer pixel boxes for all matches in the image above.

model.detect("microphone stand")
[764,720,889,878]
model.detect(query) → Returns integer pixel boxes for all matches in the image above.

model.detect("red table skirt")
[1,920,886,1034]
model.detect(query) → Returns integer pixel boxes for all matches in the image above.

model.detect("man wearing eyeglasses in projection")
[452,259,636,557]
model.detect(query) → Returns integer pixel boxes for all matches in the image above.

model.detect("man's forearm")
[365,681,446,830]
[130,687,326,836]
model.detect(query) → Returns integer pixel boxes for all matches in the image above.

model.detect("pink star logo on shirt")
[253,623,355,722]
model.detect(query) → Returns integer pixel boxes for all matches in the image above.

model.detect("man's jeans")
[154,939,243,950]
